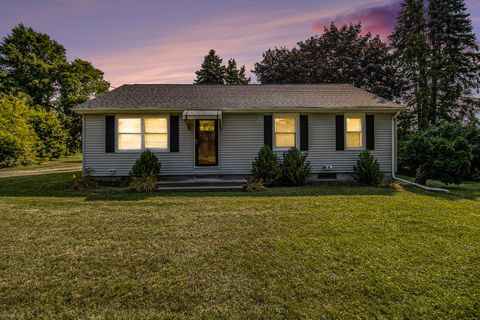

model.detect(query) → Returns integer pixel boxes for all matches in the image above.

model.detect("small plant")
[130,150,161,177]
[128,174,157,192]
[243,176,265,192]
[251,145,281,185]
[70,168,97,191]
[280,147,311,186]
[353,151,384,186]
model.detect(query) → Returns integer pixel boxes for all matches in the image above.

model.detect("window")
[117,116,168,151]
[345,115,363,149]
[274,116,297,149]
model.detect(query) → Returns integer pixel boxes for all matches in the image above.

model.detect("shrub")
[129,174,157,192]
[243,176,265,192]
[399,123,472,185]
[28,107,68,160]
[130,150,161,177]
[70,168,97,191]
[0,94,38,168]
[353,150,384,186]
[280,147,311,186]
[251,145,281,185]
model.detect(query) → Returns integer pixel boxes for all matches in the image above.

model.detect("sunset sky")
[1,0,479,87]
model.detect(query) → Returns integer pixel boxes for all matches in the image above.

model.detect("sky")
[1,0,479,87]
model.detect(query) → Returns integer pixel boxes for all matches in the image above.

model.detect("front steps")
[156,178,245,191]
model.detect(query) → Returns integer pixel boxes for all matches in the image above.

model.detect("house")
[73,84,404,181]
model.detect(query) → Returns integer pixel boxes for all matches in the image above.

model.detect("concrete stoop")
[156,178,245,191]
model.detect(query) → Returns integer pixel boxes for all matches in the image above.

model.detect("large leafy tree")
[253,23,401,100]
[0,24,67,108]
[194,49,226,84]
[0,24,109,153]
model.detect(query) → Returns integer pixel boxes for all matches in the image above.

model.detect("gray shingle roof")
[73,84,404,113]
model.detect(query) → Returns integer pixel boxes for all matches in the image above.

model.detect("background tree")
[225,58,250,84]
[194,49,226,84]
[428,0,480,123]
[390,0,431,131]
[0,24,109,154]
[253,23,401,100]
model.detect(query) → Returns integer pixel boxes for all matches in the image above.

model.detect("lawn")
[0,173,479,319]
[0,154,82,173]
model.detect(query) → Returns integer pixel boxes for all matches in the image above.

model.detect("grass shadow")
[0,171,400,201]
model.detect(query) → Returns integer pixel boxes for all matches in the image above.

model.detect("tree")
[194,49,226,84]
[390,0,431,131]
[28,107,68,160]
[0,24,109,153]
[225,59,250,84]
[0,24,67,108]
[428,0,480,123]
[57,59,109,152]
[253,23,402,100]
[0,93,38,168]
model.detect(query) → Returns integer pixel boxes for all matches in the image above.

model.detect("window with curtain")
[117,116,168,151]
[346,116,363,148]
[274,116,296,149]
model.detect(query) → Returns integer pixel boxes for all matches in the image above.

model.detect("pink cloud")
[312,0,402,42]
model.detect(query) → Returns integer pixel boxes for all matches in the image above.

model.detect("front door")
[195,119,218,166]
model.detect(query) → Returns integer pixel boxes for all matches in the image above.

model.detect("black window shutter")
[366,115,375,150]
[170,115,179,152]
[335,115,344,150]
[105,116,115,153]
[299,115,308,151]
[264,115,273,148]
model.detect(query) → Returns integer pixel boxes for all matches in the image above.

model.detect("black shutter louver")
[170,115,179,152]
[264,115,273,148]
[105,116,115,153]
[335,115,344,150]
[366,115,375,150]
[300,115,308,151]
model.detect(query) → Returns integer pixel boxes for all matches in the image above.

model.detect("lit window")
[144,118,168,149]
[118,118,141,150]
[117,116,168,151]
[346,116,363,148]
[275,116,296,148]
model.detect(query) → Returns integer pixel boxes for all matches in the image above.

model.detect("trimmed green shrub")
[0,93,38,168]
[353,150,384,186]
[399,123,472,185]
[280,147,311,186]
[130,150,161,177]
[28,107,68,160]
[129,174,158,192]
[243,176,265,192]
[251,145,281,185]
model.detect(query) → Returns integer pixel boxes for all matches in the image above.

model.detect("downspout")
[390,111,449,192]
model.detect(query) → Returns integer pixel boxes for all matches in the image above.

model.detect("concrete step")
[157,185,244,192]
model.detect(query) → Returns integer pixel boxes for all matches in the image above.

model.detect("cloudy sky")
[1,0,479,87]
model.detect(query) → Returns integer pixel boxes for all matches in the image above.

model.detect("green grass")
[0,154,82,172]
[0,173,479,319]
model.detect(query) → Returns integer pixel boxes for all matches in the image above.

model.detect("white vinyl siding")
[83,112,394,176]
